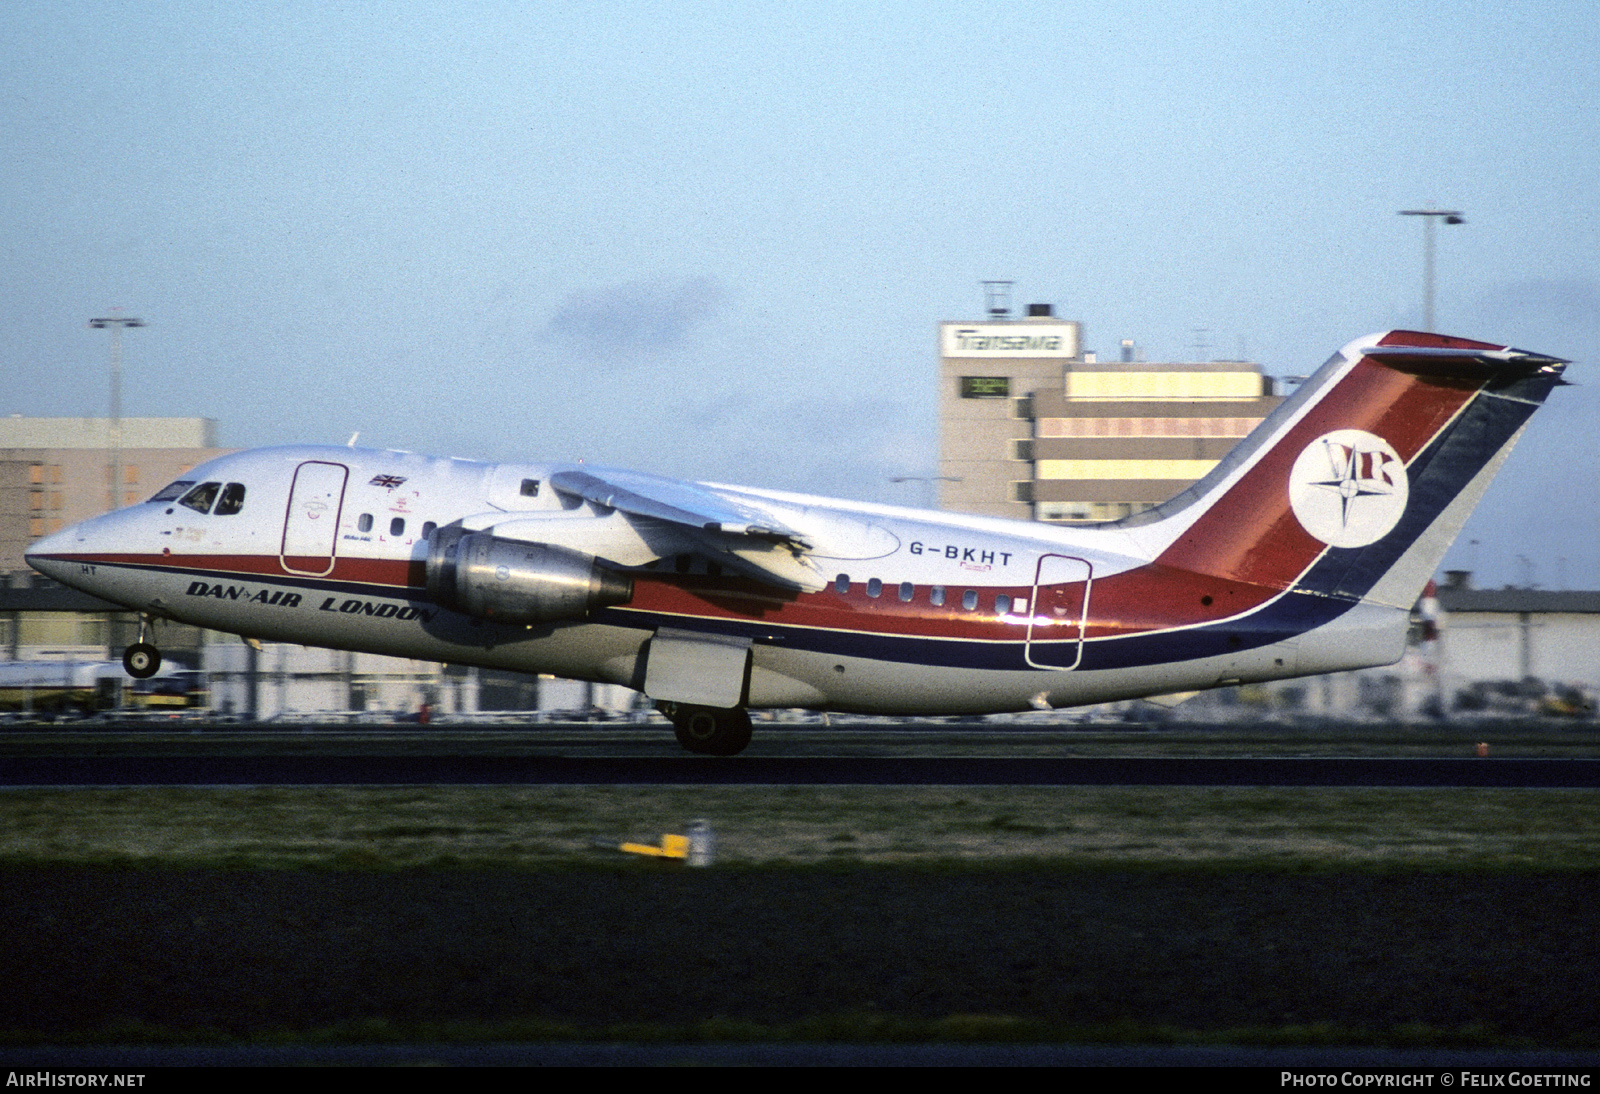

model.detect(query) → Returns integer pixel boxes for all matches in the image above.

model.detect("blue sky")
[3,1,1597,587]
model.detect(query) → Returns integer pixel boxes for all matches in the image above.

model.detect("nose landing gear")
[659,702,753,756]
[122,614,162,679]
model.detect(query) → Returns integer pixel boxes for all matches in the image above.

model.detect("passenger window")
[214,483,246,516]
[995,594,1012,615]
[422,521,437,539]
[520,478,540,497]
[930,586,946,607]
[835,573,850,594]
[149,480,194,503]
[358,513,373,533]
[390,517,405,536]
[962,589,978,611]
[867,578,883,598]
[898,581,914,602]
[178,482,221,514]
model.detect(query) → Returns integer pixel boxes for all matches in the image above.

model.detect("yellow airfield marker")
[619,833,690,860]
[607,820,715,866]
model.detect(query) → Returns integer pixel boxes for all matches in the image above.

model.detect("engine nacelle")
[425,525,634,624]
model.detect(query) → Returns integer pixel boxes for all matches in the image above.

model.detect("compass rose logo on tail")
[1288,429,1408,548]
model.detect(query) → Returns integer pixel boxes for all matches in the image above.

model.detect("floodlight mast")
[88,314,147,513]
[1399,209,1465,332]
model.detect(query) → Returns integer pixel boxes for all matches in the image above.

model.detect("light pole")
[89,314,147,512]
[1398,208,1464,332]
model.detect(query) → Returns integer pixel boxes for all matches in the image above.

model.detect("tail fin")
[1136,330,1568,610]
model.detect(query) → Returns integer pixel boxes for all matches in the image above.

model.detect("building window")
[1038,501,1094,522]
[1035,416,1263,439]
[1062,371,1264,401]
[1034,458,1218,481]
[960,376,1010,398]
[1011,439,1034,461]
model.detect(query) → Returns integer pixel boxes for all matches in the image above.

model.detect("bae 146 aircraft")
[26,329,1568,754]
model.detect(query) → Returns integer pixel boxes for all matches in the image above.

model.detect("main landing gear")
[659,702,753,756]
[122,614,162,679]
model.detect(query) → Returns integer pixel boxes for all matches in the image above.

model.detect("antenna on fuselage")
[347,432,360,448]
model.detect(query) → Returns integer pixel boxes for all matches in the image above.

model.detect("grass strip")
[1,785,1596,870]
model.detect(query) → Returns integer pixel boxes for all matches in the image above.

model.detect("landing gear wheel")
[123,643,161,679]
[665,703,753,756]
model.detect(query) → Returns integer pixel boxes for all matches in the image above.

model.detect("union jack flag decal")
[369,474,407,489]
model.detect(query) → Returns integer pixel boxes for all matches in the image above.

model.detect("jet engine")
[425,524,634,624]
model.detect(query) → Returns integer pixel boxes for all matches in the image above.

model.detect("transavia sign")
[940,321,1080,358]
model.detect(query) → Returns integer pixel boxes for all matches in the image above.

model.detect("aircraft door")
[1025,554,1092,670]
[280,461,349,576]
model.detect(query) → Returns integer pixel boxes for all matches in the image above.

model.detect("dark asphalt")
[7,1042,1600,1067]
[4,754,1598,786]
[5,868,1599,1051]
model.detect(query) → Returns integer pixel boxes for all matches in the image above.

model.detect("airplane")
[25,329,1568,754]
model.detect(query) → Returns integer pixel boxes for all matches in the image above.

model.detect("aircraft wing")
[547,468,827,590]
[548,468,810,547]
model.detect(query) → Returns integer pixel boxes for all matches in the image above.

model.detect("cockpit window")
[178,482,222,514]
[214,483,246,516]
[149,480,195,503]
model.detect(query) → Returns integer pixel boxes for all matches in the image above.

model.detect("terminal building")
[937,296,1283,522]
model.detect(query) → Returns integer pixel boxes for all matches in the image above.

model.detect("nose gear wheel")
[123,642,161,679]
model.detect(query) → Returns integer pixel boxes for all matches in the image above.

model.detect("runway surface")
[4,721,1598,786]
[4,753,1598,786]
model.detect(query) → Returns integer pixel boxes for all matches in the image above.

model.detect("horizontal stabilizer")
[1362,341,1569,378]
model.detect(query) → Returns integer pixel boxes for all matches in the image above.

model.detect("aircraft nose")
[24,525,84,582]
[24,509,139,586]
